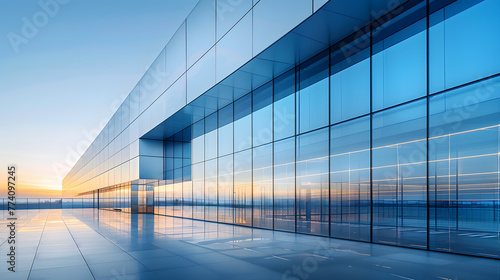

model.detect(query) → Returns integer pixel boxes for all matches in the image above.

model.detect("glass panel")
[253,143,273,229]
[234,150,252,226]
[216,12,252,82]
[253,0,312,55]
[164,74,187,118]
[187,48,216,102]
[192,135,205,164]
[192,163,205,220]
[173,176,183,217]
[429,0,500,93]
[274,94,295,142]
[159,183,166,215]
[429,76,500,257]
[218,155,234,224]
[296,128,329,236]
[298,51,329,133]
[330,116,371,241]
[274,137,296,232]
[234,115,251,152]
[166,22,186,88]
[205,130,218,160]
[218,124,233,156]
[166,181,174,216]
[253,105,273,147]
[187,0,216,68]
[372,99,427,248]
[183,166,192,218]
[216,0,252,39]
[205,159,218,222]
[331,37,370,123]
[372,19,427,111]
[274,69,296,141]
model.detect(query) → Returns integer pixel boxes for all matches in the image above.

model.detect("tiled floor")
[1,209,499,280]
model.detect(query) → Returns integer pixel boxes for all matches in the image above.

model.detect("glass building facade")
[63,0,500,259]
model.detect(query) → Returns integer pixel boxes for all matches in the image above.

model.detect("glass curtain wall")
[98,183,131,212]
[148,0,500,259]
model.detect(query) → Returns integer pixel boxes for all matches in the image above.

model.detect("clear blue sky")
[0,0,198,197]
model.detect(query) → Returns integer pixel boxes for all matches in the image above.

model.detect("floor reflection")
[0,209,499,280]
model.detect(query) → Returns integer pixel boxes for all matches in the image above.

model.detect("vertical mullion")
[369,21,374,244]
[328,45,332,238]
[295,65,298,233]
[233,99,235,225]
[426,0,431,251]
[272,79,275,230]
[251,93,254,228]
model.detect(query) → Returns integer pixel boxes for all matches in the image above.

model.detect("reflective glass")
[330,116,370,241]
[216,0,252,40]
[274,70,296,141]
[187,48,216,102]
[192,163,205,220]
[274,94,295,141]
[234,115,251,152]
[173,178,182,217]
[183,166,192,218]
[372,99,427,248]
[253,105,273,147]
[429,0,500,93]
[164,74,187,118]
[253,0,312,55]
[253,143,273,229]
[429,76,500,257]
[218,123,233,156]
[274,137,295,232]
[216,12,252,82]
[165,22,186,88]
[218,155,234,224]
[166,182,174,216]
[192,135,205,164]
[296,128,329,236]
[205,130,218,160]
[298,51,329,133]
[187,0,216,68]
[372,19,427,111]
[234,150,252,226]
[205,159,218,222]
[331,45,370,123]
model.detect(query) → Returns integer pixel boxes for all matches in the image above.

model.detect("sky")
[0,0,198,198]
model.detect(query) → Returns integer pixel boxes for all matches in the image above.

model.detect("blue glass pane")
[218,155,234,224]
[430,0,500,93]
[330,116,371,241]
[331,46,370,123]
[429,76,500,257]
[372,99,427,248]
[296,128,329,236]
[298,51,329,133]
[234,115,251,152]
[216,12,252,82]
[205,159,218,222]
[216,0,252,40]
[187,0,216,68]
[372,19,427,111]
[253,105,273,147]
[274,137,295,232]
[234,149,252,226]
[253,81,273,112]
[234,93,251,121]
[274,94,295,141]
[253,143,273,229]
